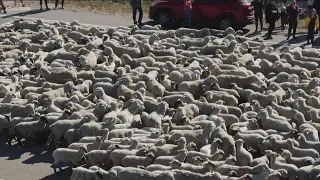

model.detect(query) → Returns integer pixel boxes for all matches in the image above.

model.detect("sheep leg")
[46,133,54,147]
[16,136,23,147]
[53,163,57,173]
[53,136,61,149]
[7,135,15,146]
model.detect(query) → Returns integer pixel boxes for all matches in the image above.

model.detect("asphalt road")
[0,6,320,180]
[0,7,320,48]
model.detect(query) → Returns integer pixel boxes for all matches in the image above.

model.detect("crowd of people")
[0,0,64,13]
[252,0,319,44]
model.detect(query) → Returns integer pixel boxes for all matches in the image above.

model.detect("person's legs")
[184,10,191,28]
[259,13,263,31]
[0,0,6,13]
[254,13,259,32]
[292,22,297,38]
[287,23,293,39]
[45,0,49,9]
[138,6,143,24]
[132,7,138,24]
[267,21,275,39]
[55,0,58,9]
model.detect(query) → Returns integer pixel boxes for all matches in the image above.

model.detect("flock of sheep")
[2,18,320,180]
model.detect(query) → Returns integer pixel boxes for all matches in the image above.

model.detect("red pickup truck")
[149,0,254,30]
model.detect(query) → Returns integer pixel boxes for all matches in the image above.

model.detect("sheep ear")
[96,171,104,179]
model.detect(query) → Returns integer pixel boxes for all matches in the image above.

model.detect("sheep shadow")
[1,9,47,19]
[0,139,49,161]
[22,150,52,164]
[39,169,71,180]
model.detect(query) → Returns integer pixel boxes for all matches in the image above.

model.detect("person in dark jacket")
[251,0,263,33]
[130,0,143,25]
[307,5,318,44]
[265,0,279,39]
[313,0,320,34]
[286,0,299,39]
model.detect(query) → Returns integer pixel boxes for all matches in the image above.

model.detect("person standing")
[54,0,64,10]
[251,0,263,33]
[40,0,49,10]
[286,0,299,39]
[14,0,25,7]
[130,0,143,25]
[280,1,287,31]
[0,0,6,13]
[265,0,279,40]
[307,5,317,44]
[183,0,192,28]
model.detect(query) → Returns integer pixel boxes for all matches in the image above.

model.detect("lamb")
[281,149,315,168]
[83,149,113,167]
[147,137,187,158]
[38,65,77,84]
[235,139,253,166]
[46,113,98,148]
[70,167,117,180]
[117,167,175,180]
[142,101,168,128]
[266,151,299,180]
[168,123,214,148]
[170,159,216,174]
[258,109,293,132]
[287,139,319,158]
[52,145,87,173]
[154,149,188,166]
[185,150,225,164]
[122,152,156,168]
[110,147,148,166]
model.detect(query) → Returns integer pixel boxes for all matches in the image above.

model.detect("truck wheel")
[155,10,173,27]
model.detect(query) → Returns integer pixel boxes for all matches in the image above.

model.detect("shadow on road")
[39,169,71,180]
[0,139,51,162]
[271,34,308,49]
[1,9,49,19]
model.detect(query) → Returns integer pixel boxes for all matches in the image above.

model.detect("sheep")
[122,152,156,167]
[117,167,175,180]
[83,149,113,167]
[10,116,49,147]
[52,146,87,173]
[110,147,148,166]
[287,138,320,158]
[46,113,98,148]
[185,149,225,164]
[280,149,315,168]
[70,167,117,180]
[266,151,298,180]
[154,149,188,166]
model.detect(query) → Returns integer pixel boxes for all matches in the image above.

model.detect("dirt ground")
[0,140,71,180]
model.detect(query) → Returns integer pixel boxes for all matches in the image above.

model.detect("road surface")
[0,7,319,48]
[0,6,319,180]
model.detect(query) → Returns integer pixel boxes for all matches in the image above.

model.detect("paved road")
[0,7,319,48]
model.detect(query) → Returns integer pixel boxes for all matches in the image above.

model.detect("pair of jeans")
[40,0,49,9]
[132,7,143,24]
[55,0,64,8]
[288,22,297,38]
[184,10,191,28]
[267,21,275,37]
[254,12,263,31]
